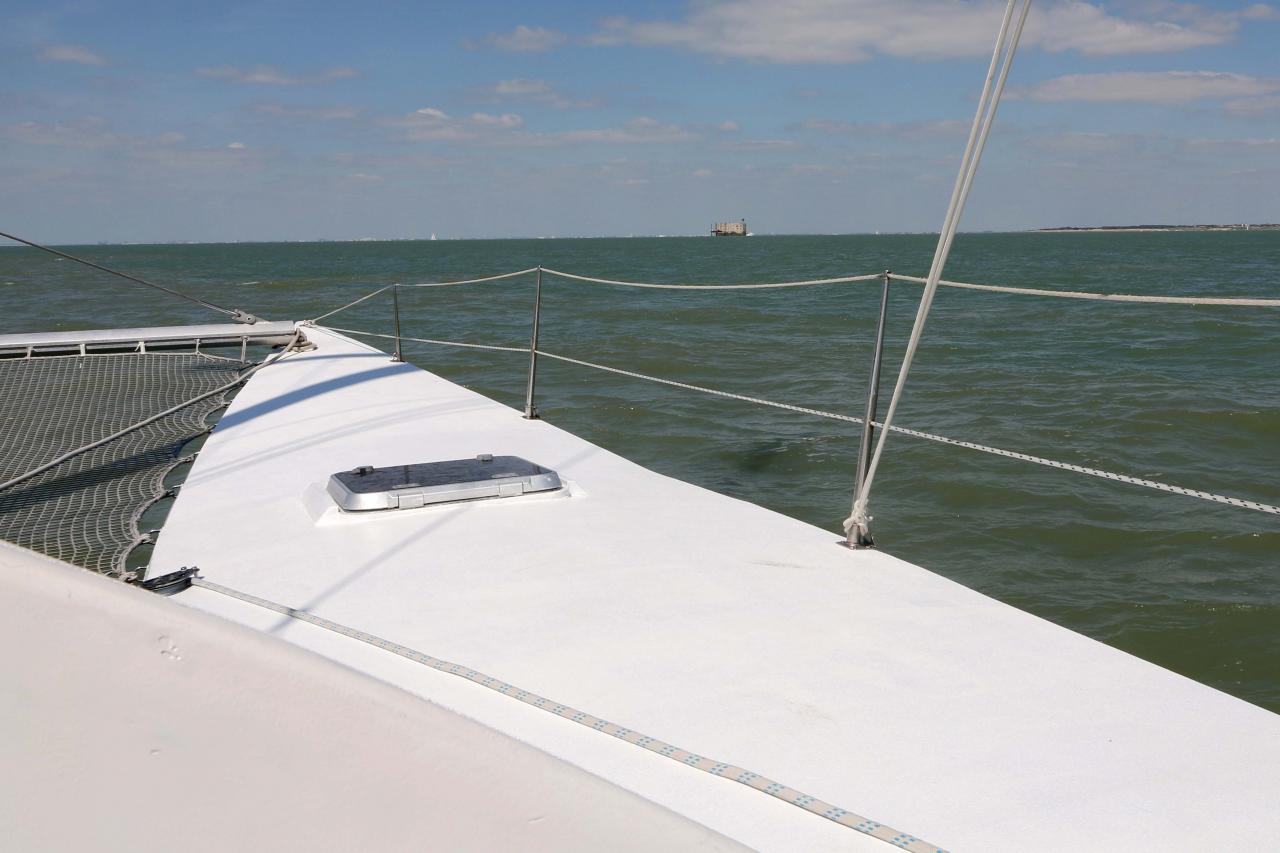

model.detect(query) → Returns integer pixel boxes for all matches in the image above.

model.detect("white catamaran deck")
[149,325,1280,852]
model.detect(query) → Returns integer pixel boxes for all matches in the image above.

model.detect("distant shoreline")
[1036,224,1280,233]
[6,227,1280,248]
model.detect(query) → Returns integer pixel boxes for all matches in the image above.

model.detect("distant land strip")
[1037,224,1280,233]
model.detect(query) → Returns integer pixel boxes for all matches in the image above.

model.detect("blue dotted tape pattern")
[194,576,948,853]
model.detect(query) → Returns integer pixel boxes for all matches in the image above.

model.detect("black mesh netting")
[0,352,249,576]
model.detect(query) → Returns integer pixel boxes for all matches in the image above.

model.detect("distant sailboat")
[430,232,437,241]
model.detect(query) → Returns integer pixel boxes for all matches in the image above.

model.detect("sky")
[2,0,1279,242]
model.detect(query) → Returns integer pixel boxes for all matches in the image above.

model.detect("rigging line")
[542,268,884,290]
[399,267,539,287]
[318,325,530,354]
[190,575,950,853]
[303,326,1280,515]
[849,0,1032,541]
[0,329,304,494]
[0,230,259,324]
[888,274,1280,307]
[532,348,1280,516]
[309,285,393,324]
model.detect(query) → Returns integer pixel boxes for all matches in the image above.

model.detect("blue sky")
[3,0,1278,242]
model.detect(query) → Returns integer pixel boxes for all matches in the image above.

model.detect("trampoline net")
[0,352,251,577]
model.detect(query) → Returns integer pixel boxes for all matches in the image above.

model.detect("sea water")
[2,232,1277,711]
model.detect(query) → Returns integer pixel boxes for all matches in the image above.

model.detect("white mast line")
[846,0,1033,545]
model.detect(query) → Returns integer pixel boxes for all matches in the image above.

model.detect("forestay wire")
[846,0,1032,545]
[0,229,260,324]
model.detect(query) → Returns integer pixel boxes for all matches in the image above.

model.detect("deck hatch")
[327,454,562,511]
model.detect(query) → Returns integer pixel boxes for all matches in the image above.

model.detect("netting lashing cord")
[0,329,305,495]
[188,575,948,853]
[0,230,260,324]
[847,0,1032,543]
[118,451,203,579]
[313,325,1280,517]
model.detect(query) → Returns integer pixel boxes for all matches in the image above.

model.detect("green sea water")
[3,232,1278,711]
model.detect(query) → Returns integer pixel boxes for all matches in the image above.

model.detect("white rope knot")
[843,500,871,536]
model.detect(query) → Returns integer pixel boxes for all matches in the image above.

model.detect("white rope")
[319,326,530,354]
[309,285,393,324]
[883,425,1280,515]
[0,329,305,494]
[889,274,1280,307]
[536,349,863,422]
[399,267,539,288]
[303,327,1278,516]
[849,0,1031,543]
[305,268,1279,328]
[190,575,949,853]
[533,348,1280,516]
[542,267,884,290]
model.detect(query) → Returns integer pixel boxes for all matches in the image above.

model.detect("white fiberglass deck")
[151,325,1280,852]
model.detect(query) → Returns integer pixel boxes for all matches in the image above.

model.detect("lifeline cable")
[399,268,539,288]
[317,324,1280,517]
[529,347,1280,517]
[304,267,1279,324]
[541,268,885,290]
[888,274,1280,307]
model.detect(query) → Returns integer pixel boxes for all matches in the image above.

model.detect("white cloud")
[1026,131,1160,156]
[590,0,1262,63]
[4,116,116,148]
[381,109,698,147]
[252,103,363,120]
[1025,71,1280,103]
[38,44,106,65]
[714,138,797,150]
[381,107,526,141]
[791,118,969,138]
[471,112,524,128]
[549,117,696,145]
[484,25,567,52]
[1183,135,1280,152]
[198,64,358,85]
[1239,3,1280,19]
[479,78,598,109]
[3,117,273,173]
[1225,94,1280,115]
[494,79,553,96]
